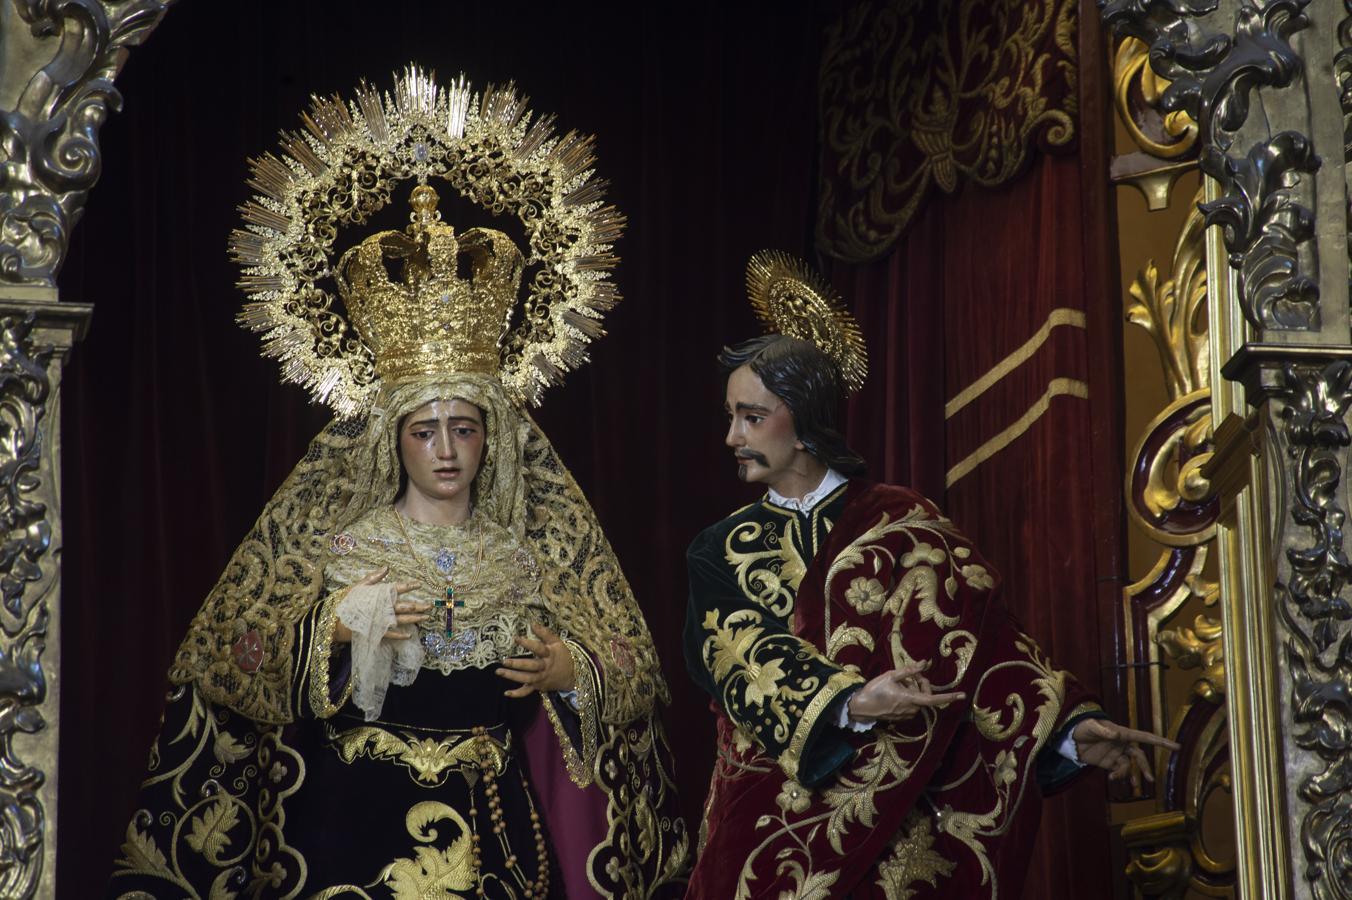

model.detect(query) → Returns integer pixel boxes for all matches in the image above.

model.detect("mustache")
[735,450,769,466]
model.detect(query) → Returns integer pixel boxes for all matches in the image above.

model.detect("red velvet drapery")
[830,6,1125,898]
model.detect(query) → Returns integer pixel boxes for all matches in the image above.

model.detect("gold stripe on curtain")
[946,376,1090,486]
[945,307,1087,419]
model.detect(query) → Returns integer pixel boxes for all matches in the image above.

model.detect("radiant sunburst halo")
[230,65,625,415]
[745,250,868,394]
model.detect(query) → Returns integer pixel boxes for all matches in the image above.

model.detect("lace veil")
[168,373,667,726]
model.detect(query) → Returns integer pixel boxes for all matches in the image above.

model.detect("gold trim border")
[1204,174,1293,899]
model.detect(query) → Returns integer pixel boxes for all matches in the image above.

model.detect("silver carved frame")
[0,0,175,895]
[0,0,1348,896]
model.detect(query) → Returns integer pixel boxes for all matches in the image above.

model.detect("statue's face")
[724,365,803,487]
[397,398,485,507]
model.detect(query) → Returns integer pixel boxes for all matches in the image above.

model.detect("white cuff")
[835,690,875,732]
[1056,730,1083,766]
[556,688,580,711]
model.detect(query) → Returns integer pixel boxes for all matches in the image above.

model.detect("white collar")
[767,469,847,513]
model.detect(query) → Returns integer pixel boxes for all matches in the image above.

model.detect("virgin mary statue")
[108,68,688,899]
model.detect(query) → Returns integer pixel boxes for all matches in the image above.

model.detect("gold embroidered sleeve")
[294,587,355,719]
[540,639,602,787]
[685,531,863,785]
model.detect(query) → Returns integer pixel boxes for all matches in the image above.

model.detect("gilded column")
[1101,1,1352,897]
[0,0,175,895]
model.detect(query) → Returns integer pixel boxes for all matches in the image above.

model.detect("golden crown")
[337,185,523,383]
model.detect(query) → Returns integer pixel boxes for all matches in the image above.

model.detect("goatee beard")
[736,463,748,481]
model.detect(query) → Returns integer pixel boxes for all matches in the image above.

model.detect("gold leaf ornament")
[185,799,241,863]
[382,802,476,897]
[745,250,868,394]
[231,65,625,415]
[116,820,171,877]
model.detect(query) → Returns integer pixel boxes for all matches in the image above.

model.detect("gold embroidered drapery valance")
[817,0,1079,263]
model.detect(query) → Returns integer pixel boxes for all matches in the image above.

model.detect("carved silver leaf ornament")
[1274,361,1352,897]
[1101,0,1321,332]
[0,0,176,287]
[0,1,176,895]
[0,314,52,898]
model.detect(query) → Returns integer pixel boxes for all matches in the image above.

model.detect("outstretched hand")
[333,567,427,644]
[846,662,966,723]
[496,623,576,697]
[1072,718,1181,791]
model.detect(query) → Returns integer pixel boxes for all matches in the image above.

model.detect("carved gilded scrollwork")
[0,0,178,286]
[1126,192,1217,550]
[1123,812,1195,899]
[1119,177,1234,894]
[817,0,1078,263]
[1339,3,1352,272]
[1110,36,1199,211]
[0,313,53,897]
[1157,577,1224,702]
[1101,0,1321,333]
[1128,191,1209,400]
[1115,37,1199,161]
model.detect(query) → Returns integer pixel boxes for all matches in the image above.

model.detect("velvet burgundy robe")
[684,480,1099,898]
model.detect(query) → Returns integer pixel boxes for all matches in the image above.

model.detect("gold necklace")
[392,506,485,640]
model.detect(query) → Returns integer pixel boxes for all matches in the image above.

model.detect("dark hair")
[718,334,866,476]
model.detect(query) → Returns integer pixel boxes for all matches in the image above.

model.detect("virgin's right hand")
[846,662,966,723]
[332,567,429,644]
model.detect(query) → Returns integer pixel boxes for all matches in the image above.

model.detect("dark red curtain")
[55,3,821,896]
[832,6,1125,898]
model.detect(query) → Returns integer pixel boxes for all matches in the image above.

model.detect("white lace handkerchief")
[336,583,424,721]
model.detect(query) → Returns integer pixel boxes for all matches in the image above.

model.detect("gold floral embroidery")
[844,576,887,613]
[775,779,813,815]
[703,609,790,707]
[588,717,692,896]
[821,507,984,687]
[817,0,1078,262]
[930,635,1068,889]
[782,669,865,781]
[875,809,957,898]
[825,623,875,658]
[381,802,476,898]
[327,723,508,786]
[701,607,829,753]
[723,515,808,617]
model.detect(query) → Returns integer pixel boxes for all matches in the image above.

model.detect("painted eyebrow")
[406,416,482,428]
[732,402,775,414]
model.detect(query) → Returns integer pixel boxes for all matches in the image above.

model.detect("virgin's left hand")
[496,623,576,697]
[1072,718,1181,791]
